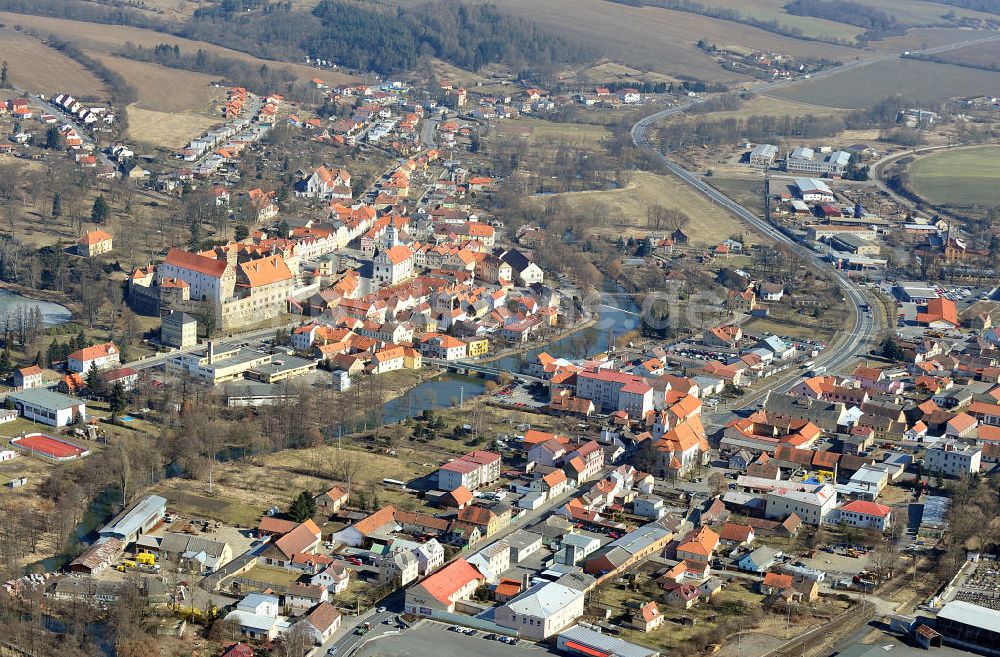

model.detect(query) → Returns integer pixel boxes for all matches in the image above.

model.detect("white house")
[924,442,982,477]
[223,594,285,641]
[764,483,837,525]
[838,500,892,532]
[495,581,585,640]
[467,541,511,584]
[285,583,328,612]
[67,342,120,373]
[413,539,445,575]
[310,563,350,594]
[295,602,341,645]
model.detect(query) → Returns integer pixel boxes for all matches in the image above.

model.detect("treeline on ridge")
[605,0,855,45]
[308,0,593,75]
[934,0,1000,15]
[657,95,927,150]
[0,0,591,77]
[119,43,298,96]
[784,0,906,39]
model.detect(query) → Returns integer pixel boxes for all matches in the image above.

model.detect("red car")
[348,557,362,566]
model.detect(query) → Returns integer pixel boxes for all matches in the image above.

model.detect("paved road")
[621,40,984,426]
[419,117,439,150]
[16,87,113,167]
[631,113,877,427]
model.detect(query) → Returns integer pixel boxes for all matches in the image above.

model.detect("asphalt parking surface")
[357,621,549,657]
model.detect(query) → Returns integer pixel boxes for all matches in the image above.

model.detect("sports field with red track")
[12,433,88,459]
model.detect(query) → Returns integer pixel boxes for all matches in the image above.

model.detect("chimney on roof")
[208,340,215,365]
[522,572,531,590]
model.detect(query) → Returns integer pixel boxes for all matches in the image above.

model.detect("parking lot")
[357,621,549,657]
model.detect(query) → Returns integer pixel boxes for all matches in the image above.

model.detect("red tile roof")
[417,558,485,606]
[164,247,228,277]
[352,505,397,536]
[840,500,891,518]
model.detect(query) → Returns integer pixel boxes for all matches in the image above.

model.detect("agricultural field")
[694,0,863,42]
[0,11,356,86]
[767,58,1000,108]
[95,55,225,148]
[503,118,612,147]
[395,0,857,81]
[859,0,999,26]
[536,170,751,244]
[872,27,1000,52]
[907,146,1000,207]
[917,37,1000,70]
[0,29,106,98]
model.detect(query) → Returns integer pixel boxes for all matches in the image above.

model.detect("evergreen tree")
[109,381,127,419]
[47,338,59,367]
[75,330,87,349]
[51,192,62,220]
[45,125,65,150]
[188,217,203,249]
[0,61,7,88]
[234,224,249,241]
[85,362,104,397]
[287,490,316,522]
[880,337,904,361]
[0,350,10,373]
[91,195,110,224]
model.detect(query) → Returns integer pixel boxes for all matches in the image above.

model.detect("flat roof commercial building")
[936,601,1000,656]
[749,143,777,170]
[8,389,86,427]
[785,147,851,175]
[557,625,660,657]
[98,494,167,544]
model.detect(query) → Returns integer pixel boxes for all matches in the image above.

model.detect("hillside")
[0,0,592,77]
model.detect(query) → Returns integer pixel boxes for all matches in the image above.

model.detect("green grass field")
[694,0,862,42]
[908,146,1000,207]
[769,59,1000,109]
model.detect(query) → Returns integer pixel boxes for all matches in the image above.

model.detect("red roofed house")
[77,229,113,257]
[539,469,569,497]
[221,643,255,657]
[665,584,701,609]
[675,526,719,563]
[760,572,793,595]
[295,601,341,645]
[405,557,485,614]
[838,500,892,532]
[719,522,755,546]
[631,600,664,631]
[438,450,501,491]
[332,505,398,548]
[315,485,349,514]
[494,577,522,602]
[67,342,120,373]
[260,520,322,568]
[576,369,655,420]
[14,365,44,390]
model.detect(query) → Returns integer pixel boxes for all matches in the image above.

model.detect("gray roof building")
[98,495,167,544]
[557,624,660,657]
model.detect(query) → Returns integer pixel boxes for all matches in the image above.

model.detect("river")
[361,278,643,430]
[0,288,72,326]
